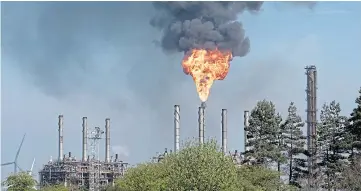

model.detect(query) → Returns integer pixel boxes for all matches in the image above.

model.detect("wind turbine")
[29,158,35,176]
[2,158,37,191]
[1,134,26,173]
[28,158,38,190]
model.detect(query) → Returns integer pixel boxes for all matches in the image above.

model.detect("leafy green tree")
[280,102,307,188]
[40,184,68,191]
[116,161,168,190]
[115,140,290,191]
[237,165,296,191]
[317,101,348,190]
[2,172,37,191]
[117,140,238,191]
[244,100,284,167]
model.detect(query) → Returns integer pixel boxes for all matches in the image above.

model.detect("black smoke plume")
[150,2,264,57]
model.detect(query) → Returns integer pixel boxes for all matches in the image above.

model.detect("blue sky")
[1,2,361,180]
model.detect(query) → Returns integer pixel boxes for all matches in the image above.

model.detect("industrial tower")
[305,65,317,188]
[39,116,128,190]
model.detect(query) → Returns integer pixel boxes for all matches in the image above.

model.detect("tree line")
[243,87,361,190]
[3,87,361,191]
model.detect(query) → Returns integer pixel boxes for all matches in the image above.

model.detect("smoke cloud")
[150,2,264,57]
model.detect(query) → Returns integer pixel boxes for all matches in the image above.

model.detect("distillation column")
[174,105,180,152]
[82,117,88,161]
[58,115,64,162]
[221,109,227,154]
[305,65,317,188]
[244,111,249,152]
[105,118,110,163]
[198,106,205,145]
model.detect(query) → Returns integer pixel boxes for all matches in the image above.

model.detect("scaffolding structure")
[39,116,129,191]
[39,155,127,189]
[305,65,317,188]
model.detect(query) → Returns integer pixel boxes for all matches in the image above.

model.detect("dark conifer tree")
[317,101,348,190]
[348,87,361,159]
[244,100,284,167]
[280,102,307,188]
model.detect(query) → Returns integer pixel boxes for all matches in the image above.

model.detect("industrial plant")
[38,65,318,190]
[38,116,128,190]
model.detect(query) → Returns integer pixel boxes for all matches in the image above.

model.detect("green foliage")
[40,184,68,191]
[348,87,361,154]
[116,161,168,190]
[237,165,290,191]
[164,140,239,191]
[2,172,37,191]
[114,140,289,191]
[245,100,284,166]
[317,101,348,190]
[340,156,361,191]
[280,102,307,187]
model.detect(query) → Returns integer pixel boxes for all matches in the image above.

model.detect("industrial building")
[38,116,128,190]
[39,65,318,190]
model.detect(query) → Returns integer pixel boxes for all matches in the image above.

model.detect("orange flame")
[182,48,232,102]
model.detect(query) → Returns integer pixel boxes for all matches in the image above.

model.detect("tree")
[115,140,290,191]
[348,87,361,158]
[40,184,68,191]
[340,155,361,190]
[237,165,297,191]
[116,161,168,190]
[280,102,307,188]
[2,172,37,191]
[244,100,284,167]
[317,101,348,190]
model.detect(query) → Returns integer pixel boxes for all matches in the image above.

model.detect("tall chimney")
[244,111,249,152]
[82,117,87,162]
[221,109,227,154]
[198,106,205,145]
[174,105,180,152]
[105,118,110,163]
[58,115,64,162]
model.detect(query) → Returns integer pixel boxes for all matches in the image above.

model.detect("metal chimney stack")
[82,117,87,162]
[221,109,227,154]
[58,115,64,162]
[198,106,205,145]
[105,118,110,163]
[174,105,180,152]
[244,111,249,152]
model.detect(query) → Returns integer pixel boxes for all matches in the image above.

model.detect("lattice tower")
[88,127,104,191]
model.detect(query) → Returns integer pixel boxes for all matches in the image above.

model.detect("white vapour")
[112,145,130,158]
